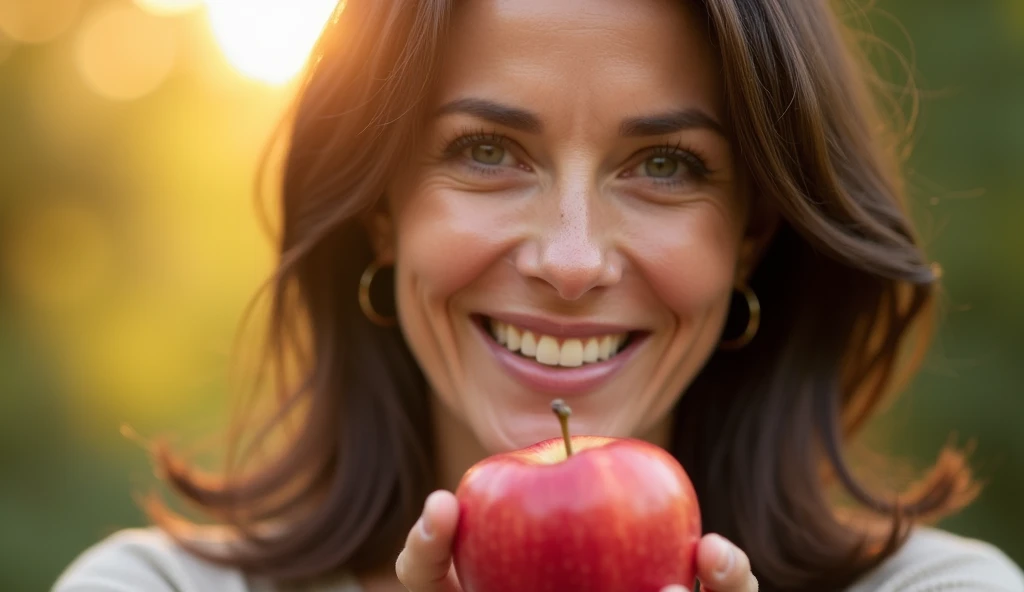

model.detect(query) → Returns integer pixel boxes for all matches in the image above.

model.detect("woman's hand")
[396,490,462,592]
[395,490,757,592]
[689,533,759,592]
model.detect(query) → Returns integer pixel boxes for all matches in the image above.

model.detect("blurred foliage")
[0,0,1022,590]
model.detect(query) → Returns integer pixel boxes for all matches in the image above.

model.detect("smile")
[487,318,631,367]
[474,314,647,396]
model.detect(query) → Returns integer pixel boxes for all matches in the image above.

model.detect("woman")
[54,0,1023,591]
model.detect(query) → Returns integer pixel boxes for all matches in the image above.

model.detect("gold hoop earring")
[359,261,397,326]
[719,284,760,350]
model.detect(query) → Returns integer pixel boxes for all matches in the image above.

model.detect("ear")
[363,202,397,264]
[736,199,780,285]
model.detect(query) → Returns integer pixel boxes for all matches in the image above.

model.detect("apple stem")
[551,399,574,457]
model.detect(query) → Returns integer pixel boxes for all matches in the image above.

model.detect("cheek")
[629,204,742,316]
[391,181,518,304]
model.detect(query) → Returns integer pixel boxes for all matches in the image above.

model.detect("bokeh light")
[133,0,204,18]
[205,0,337,85]
[0,0,80,44]
[74,3,177,101]
[28,37,112,156]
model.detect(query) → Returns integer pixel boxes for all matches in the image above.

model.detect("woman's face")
[378,0,765,453]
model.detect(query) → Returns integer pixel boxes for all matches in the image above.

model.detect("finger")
[696,533,758,592]
[660,586,691,592]
[395,490,463,592]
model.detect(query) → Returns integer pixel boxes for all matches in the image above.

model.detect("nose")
[515,183,622,301]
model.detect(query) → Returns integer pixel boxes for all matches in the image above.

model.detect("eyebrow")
[436,98,727,139]
[619,108,727,138]
[435,98,543,134]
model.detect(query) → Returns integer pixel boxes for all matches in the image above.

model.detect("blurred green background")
[0,0,1021,589]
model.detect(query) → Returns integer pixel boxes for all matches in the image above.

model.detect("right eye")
[442,131,530,175]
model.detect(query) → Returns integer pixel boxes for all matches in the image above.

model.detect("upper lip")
[481,312,643,339]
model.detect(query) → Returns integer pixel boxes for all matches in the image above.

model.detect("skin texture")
[368,0,770,590]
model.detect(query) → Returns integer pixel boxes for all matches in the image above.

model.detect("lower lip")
[475,320,645,397]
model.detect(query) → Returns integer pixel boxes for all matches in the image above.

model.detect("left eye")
[624,147,709,184]
[642,155,679,178]
[470,143,507,165]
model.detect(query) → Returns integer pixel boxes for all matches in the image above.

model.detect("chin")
[474,403,627,454]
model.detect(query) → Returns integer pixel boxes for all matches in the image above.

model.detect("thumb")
[395,490,462,592]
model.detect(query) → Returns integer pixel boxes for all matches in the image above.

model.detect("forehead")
[434,0,723,123]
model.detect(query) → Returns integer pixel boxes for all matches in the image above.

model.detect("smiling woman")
[378,0,748,455]
[53,1,1024,592]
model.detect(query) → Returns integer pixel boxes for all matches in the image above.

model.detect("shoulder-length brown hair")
[146,1,978,590]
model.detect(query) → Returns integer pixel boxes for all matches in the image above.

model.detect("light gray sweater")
[53,526,1023,592]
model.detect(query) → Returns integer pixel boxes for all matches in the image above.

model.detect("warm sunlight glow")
[133,0,204,17]
[205,0,337,85]
[0,0,80,44]
[74,4,177,101]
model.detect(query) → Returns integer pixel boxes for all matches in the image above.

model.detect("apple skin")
[452,435,701,592]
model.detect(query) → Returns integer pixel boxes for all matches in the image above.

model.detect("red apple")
[452,400,701,592]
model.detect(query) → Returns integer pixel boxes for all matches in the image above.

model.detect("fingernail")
[419,491,442,540]
[711,534,734,579]
[661,586,690,592]
[417,515,433,540]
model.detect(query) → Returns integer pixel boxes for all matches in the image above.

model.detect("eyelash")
[439,128,712,184]
[440,128,514,160]
[635,141,712,186]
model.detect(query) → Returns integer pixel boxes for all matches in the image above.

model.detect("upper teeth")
[489,319,628,367]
